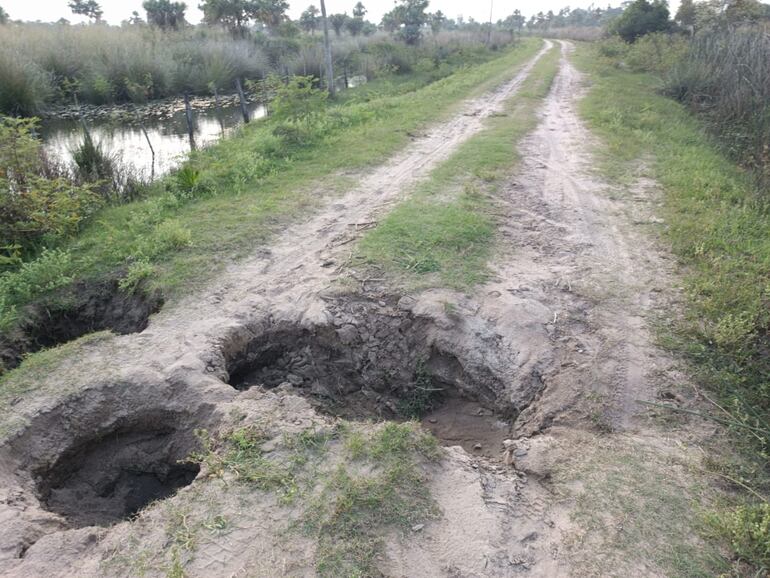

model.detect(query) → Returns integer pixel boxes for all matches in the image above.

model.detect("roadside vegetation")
[0,2,516,115]
[358,42,561,289]
[573,1,770,572]
[0,39,542,365]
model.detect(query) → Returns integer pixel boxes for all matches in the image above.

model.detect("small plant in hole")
[118,259,155,294]
[397,360,444,419]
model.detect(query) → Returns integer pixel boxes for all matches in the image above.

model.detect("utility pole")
[487,0,494,45]
[319,0,335,97]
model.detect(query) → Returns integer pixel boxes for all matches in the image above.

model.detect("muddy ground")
[0,41,726,577]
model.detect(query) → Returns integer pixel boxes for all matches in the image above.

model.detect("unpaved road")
[0,40,717,577]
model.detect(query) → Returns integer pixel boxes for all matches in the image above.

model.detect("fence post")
[183,92,196,151]
[235,78,250,124]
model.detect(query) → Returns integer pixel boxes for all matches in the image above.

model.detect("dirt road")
[0,40,715,577]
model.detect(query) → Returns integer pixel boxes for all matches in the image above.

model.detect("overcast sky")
[3,0,683,25]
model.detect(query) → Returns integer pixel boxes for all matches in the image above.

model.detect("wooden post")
[133,106,156,181]
[183,92,196,151]
[319,0,335,97]
[213,86,225,134]
[235,78,250,124]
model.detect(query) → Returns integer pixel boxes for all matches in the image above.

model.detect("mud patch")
[422,398,511,458]
[33,414,198,528]
[221,297,517,456]
[0,276,163,371]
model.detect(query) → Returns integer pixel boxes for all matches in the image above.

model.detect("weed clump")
[188,421,441,577]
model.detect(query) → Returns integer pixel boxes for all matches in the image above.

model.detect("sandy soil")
[0,40,721,577]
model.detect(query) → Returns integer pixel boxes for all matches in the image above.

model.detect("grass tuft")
[358,42,561,290]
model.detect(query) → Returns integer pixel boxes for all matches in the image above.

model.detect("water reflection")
[40,74,367,180]
[41,101,267,179]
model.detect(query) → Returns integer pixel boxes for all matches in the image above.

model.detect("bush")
[0,116,101,260]
[0,248,73,329]
[118,259,155,293]
[708,502,770,572]
[608,0,672,43]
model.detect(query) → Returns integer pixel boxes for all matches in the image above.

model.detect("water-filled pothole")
[0,275,163,371]
[223,298,514,457]
[34,417,199,528]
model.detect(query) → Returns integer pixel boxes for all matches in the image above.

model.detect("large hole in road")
[0,276,163,372]
[33,413,199,528]
[223,298,514,458]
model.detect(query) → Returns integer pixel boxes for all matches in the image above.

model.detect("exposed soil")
[0,40,724,577]
[36,419,200,528]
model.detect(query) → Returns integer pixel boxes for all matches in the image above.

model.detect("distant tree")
[68,0,103,22]
[57,17,71,24]
[250,0,289,30]
[199,0,251,32]
[352,1,366,19]
[429,10,446,33]
[500,9,525,38]
[329,12,347,35]
[143,0,186,29]
[382,0,429,45]
[675,0,697,27]
[725,0,767,24]
[299,4,319,33]
[610,0,671,42]
[128,10,144,24]
[346,1,366,34]
[0,6,7,24]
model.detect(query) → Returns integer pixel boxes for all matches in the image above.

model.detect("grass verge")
[127,421,441,578]
[573,43,770,575]
[356,42,561,289]
[20,39,543,303]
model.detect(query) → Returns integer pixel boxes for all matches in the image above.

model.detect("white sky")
[3,0,682,25]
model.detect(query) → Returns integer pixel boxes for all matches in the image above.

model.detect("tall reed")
[665,26,770,184]
[0,23,515,114]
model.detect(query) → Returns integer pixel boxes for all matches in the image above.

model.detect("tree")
[0,6,8,24]
[128,10,144,24]
[610,0,671,42]
[346,1,366,34]
[299,4,319,33]
[319,0,334,96]
[382,0,429,45]
[143,0,186,29]
[429,10,446,34]
[250,0,289,30]
[725,0,766,24]
[199,0,251,32]
[68,0,103,22]
[675,0,696,27]
[329,12,347,35]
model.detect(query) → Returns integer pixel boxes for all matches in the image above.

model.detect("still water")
[40,75,367,181]
[41,100,267,180]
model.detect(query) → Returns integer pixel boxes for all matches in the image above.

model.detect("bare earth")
[0,40,721,577]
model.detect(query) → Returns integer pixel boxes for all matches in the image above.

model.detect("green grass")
[6,40,543,312]
[183,421,440,578]
[573,43,770,575]
[357,41,561,289]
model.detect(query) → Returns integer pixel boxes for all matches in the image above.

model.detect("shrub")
[0,248,73,329]
[268,75,328,123]
[0,116,101,259]
[71,129,115,183]
[118,259,155,293]
[608,0,672,43]
[708,502,770,572]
